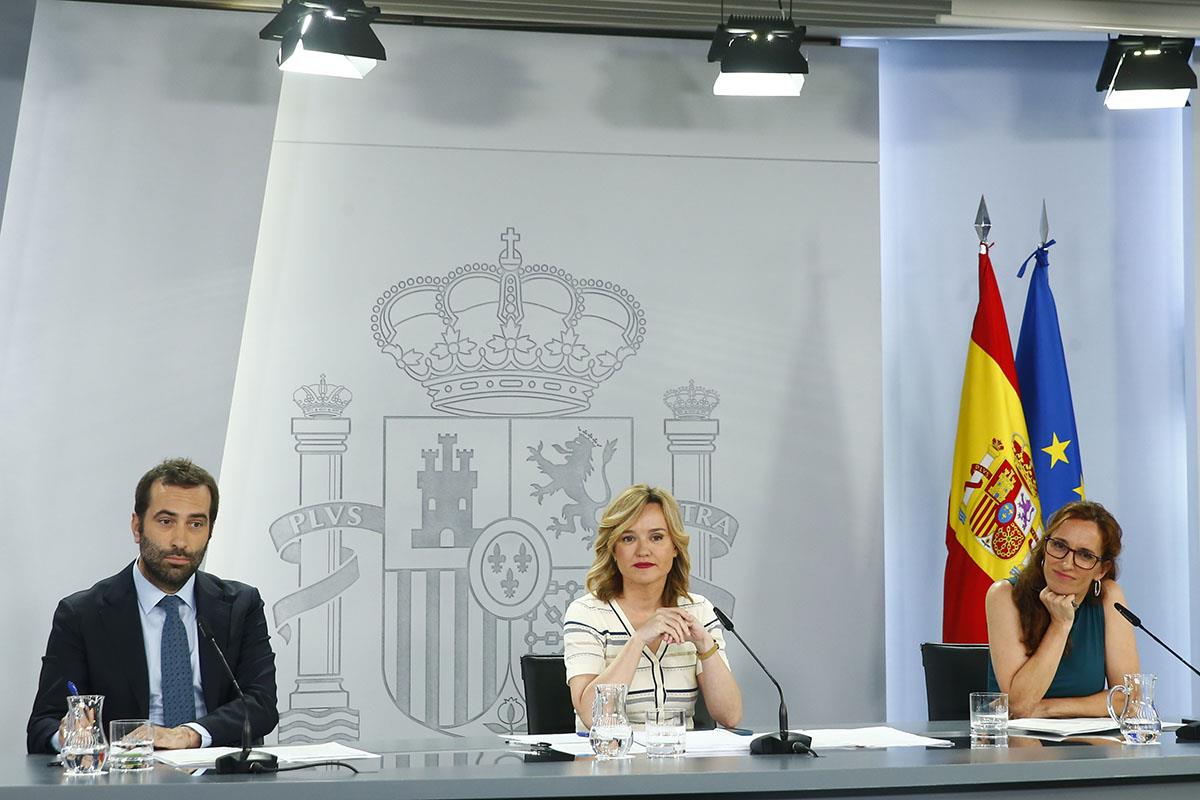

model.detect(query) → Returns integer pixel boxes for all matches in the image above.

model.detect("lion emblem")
[527,428,617,545]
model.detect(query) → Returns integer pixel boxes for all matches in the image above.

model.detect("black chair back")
[919,642,991,721]
[519,653,719,732]
[520,654,576,734]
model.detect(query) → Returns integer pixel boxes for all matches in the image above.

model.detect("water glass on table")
[108,720,155,771]
[969,691,1008,747]
[645,709,686,757]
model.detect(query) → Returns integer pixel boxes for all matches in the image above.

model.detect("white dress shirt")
[130,561,211,746]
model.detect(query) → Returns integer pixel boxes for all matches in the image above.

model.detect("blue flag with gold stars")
[1015,240,1083,519]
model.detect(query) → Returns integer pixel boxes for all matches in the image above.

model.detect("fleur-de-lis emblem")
[501,568,519,598]
[488,543,506,574]
[514,542,532,573]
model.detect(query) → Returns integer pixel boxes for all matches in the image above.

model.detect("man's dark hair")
[133,458,220,531]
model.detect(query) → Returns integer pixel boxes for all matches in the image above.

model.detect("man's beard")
[139,531,207,592]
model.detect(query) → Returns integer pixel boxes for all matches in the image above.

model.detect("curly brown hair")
[1012,500,1122,656]
[585,484,691,605]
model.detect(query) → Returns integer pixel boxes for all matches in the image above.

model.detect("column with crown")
[279,375,359,742]
[663,380,721,580]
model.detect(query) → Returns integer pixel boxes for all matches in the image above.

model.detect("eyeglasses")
[1044,537,1105,570]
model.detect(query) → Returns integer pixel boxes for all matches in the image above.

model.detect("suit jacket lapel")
[194,572,230,714]
[98,564,150,719]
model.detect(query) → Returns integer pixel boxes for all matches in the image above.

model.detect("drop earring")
[1093,579,1101,597]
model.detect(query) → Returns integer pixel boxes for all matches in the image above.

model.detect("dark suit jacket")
[27,563,279,754]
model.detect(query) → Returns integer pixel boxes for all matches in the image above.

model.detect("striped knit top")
[562,592,730,726]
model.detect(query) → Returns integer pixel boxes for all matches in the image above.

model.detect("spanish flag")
[943,247,1044,643]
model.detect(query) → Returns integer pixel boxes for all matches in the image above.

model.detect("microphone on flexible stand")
[196,620,279,773]
[1114,603,1200,741]
[712,607,816,756]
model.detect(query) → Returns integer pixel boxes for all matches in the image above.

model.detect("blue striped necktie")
[159,595,197,728]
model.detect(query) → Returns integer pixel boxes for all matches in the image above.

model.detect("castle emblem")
[371,228,645,416]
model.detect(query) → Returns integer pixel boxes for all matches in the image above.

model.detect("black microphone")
[1113,602,1200,741]
[712,607,816,756]
[196,619,279,774]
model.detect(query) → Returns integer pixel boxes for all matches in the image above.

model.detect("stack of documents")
[1010,717,1185,741]
[155,741,379,769]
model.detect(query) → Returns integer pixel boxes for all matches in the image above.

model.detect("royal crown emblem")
[371,228,645,416]
[663,379,720,420]
[293,374,353,418]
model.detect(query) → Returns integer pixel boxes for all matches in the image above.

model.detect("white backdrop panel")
[208,27,883,742]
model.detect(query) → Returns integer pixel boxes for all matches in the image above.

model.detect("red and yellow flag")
[943,248,1044,643]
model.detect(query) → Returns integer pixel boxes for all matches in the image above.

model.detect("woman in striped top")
[563,484,742,729]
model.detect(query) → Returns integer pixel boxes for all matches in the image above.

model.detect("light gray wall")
[878,39,1194,721]
[0,0,280,754]
[0,0,35,225]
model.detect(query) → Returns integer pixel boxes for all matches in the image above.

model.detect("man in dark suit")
[27,458,278,754]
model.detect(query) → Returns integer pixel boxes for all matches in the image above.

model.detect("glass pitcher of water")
[1107,673,1162,745]
[590,683,633,759]
[61,694,108,774]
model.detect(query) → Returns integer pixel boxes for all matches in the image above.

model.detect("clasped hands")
[635,607,713,649]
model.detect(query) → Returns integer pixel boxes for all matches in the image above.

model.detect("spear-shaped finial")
[974,195,991,244]
[1039,199,1050,247]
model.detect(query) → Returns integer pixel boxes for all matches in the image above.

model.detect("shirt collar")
[131,559,197,616]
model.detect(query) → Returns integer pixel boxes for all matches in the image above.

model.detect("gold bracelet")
[697,641,720,661]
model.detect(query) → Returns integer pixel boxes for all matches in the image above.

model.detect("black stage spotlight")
[260,0,385,79]
[1096,35,1196,109]
[708,5,808,97]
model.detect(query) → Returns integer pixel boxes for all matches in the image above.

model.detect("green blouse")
[987,595,1106,698]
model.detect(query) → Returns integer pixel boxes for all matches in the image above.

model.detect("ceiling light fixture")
[260,0,386,79]
[707,2,808,97]
[1096,35,1196,110]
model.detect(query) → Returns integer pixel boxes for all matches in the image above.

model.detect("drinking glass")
[969,691,1008,747]
[645,708,686,756]
[108,719,155,771]
[61,694,108,775]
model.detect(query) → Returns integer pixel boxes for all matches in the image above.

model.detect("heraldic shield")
[382,416,633,732]
[958,434,1040,562]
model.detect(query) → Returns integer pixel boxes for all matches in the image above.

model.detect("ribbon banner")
[269,502,385,642]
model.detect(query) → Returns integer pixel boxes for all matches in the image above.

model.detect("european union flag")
[1015,239,1084,520]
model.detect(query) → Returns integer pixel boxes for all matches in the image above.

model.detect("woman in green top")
[985,501,1139,719]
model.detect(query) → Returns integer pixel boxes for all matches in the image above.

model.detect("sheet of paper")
[677,728,754,755]
[155,741,379,769]
[796,726,954,749]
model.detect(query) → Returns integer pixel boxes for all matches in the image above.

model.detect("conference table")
[8,723,1200,799]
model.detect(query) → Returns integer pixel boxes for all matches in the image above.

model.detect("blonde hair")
[586,484,691,605]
